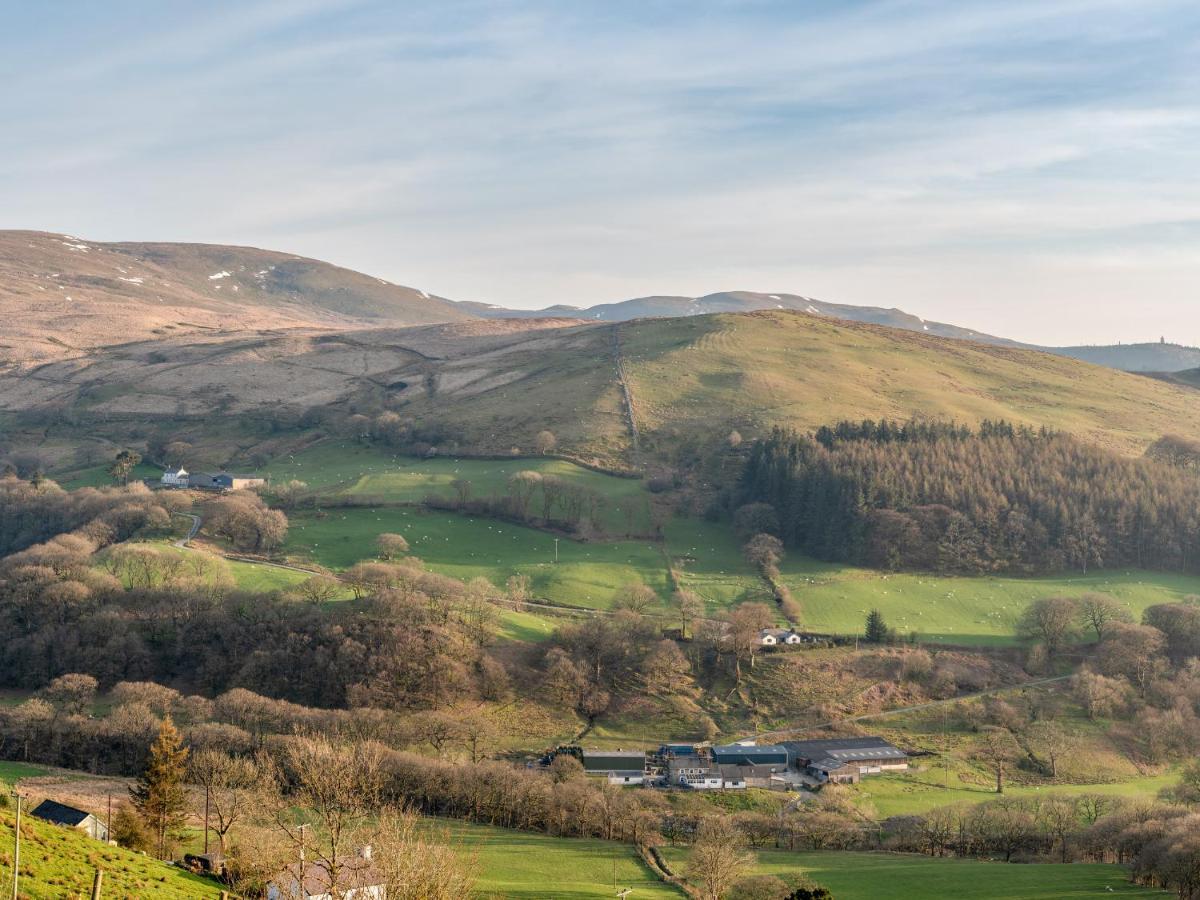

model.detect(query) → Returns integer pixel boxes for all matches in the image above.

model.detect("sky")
[3,0,1199,346]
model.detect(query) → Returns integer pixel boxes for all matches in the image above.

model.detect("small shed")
[30,799,109,842]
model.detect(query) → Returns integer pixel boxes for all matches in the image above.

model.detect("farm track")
[611,323,640,457]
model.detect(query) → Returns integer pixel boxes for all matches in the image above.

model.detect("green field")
[778,561,1200,645]
[0,806,220,899]
[283,507,671,608]
[225,557,312,593]
[850,768,1179,819]
[263,442,653,534]
[658,847,1157,899]
[622,311,1198,459]
[495,607,563,642]
[665,517,772,609]
[438,820,681,899]
[435,820,1159,899]
[0,761,49,783]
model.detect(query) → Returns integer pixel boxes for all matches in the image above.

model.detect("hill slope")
[0,804,218,898]
[5,230,1194,374]
[0,230,470,362]
[9,310,1191,464]
[1053,342,1200,373]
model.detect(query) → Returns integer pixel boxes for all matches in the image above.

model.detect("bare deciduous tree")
[687,817,754,900]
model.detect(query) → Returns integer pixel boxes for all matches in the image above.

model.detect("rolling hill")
[5,231,1196,375]
[7,309,1199,467]
[468,289,1011,343]
[1051,342,1200,373]
[0,230,471,362]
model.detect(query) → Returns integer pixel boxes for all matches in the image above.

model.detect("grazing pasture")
[437,820,681,899]
[658,847,1157,899]
[282,507,671,608]
[263,442,654,534]
[778,561,1200,645]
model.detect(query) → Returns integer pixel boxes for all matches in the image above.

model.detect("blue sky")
[3,0,1199,344]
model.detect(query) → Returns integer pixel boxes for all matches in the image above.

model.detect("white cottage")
[161,467,188,488]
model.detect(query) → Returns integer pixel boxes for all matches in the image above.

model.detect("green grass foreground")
[0,806,221,899]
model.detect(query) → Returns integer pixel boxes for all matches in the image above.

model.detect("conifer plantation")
[738,421,1200,575]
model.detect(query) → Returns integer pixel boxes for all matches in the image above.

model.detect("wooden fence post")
[90,868,103,900]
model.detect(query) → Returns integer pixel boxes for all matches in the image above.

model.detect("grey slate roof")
[31,799,92,827]
[710,744,788,766]
[581,750,646,773]
[783,737,907,765]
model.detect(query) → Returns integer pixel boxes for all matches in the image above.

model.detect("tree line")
[737,420,1200,575]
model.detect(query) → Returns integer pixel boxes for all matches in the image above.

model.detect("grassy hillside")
[0,804,220,899]
[12,310,1198,470]
[621,312,1200,458]
[0,230,470,363]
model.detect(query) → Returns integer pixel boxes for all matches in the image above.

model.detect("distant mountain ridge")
[1052,343,1200,373]
[466,290,1012,345]
[2,230,1195,373]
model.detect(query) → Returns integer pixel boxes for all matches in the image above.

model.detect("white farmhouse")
[161,467,188,488]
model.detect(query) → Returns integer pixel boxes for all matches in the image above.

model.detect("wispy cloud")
[2,0,1199,343]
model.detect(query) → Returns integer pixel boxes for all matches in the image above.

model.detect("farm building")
[759,628,803,646]
[711,743,788,768]
[29,799,109,842]
[160,467,188,487]
[581,750,647,785]
[783,737,909,784]
[710,743,789,784]
[267,847,383,900]
[189,472,267,492]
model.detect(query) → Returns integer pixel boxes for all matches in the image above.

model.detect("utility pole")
[11,793,20,900]
[203,785,210,856]
[553,538,560,563]
[90,868,103,900]
[298,822,310,869]
[106,793,112,844]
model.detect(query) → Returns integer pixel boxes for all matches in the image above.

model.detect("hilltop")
[470,289,1011,344]
[3,231,1196,374]
[0,230,470,362]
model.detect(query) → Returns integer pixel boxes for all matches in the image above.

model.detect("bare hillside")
[0,230,471,362]
[6,310,1198,465]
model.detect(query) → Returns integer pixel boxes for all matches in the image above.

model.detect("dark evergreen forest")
[738,420,1200,575]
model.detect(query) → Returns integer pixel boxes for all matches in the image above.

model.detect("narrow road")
[740,674,1074,744]
[173,513,201,547]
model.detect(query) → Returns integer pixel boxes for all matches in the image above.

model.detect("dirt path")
[611,323,640,458]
